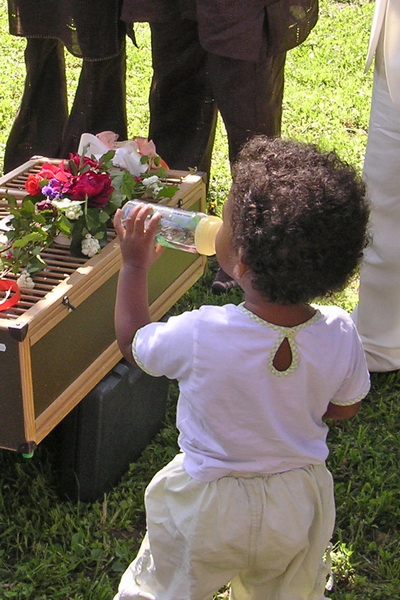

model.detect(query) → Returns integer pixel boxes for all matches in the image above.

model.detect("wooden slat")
[18,341,36,442]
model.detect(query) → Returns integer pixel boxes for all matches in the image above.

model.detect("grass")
[1,0,399,598]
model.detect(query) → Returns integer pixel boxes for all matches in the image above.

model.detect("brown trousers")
[148,19,286,179]
[4,34,127,173]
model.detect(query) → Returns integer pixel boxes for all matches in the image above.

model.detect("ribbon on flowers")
[78,133,148,176]
[78,132,169,175]
[0,279,21,311]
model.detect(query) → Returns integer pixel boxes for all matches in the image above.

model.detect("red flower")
[69,172,113,208]
[25,174,42,196]
[36,200,58,216]
[41,162,70,183]
[38,163,61,180]
[68,153,100,171]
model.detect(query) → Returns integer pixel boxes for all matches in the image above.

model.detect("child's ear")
[233,249,249,280]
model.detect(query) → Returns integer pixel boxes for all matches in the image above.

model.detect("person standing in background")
[4,0,132,174]
[120,0,318,293]
[353,0,400,372]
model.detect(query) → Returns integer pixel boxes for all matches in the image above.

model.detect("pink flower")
[96,131,119,149]
[134,137,169,169]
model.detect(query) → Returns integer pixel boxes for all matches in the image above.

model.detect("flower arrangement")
[0,141,179,289]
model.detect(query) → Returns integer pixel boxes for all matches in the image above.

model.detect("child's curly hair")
[231,136,369,305]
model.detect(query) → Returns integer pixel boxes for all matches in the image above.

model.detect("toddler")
[113,136,371,600]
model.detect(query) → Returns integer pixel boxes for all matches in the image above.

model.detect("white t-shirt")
[133,303,370,482]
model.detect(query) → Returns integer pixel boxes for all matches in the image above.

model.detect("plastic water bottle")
[121,200,222,256]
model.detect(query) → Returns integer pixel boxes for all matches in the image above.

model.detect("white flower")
[81,234,101,258]
[142,175,160,187]
[142,175,163,196]
[0,233,8,253]
[53,198,84,220]
[17,270,35,290]
[65,204,84,220]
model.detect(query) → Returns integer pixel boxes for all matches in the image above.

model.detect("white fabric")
[353,13,400,371]
[113,453,335,600]
[365,0,400,110]
[133,303,370,482]
[365,0,388,72]
[77,133,148,175]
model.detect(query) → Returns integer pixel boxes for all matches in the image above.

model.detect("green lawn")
[1,1,400,599]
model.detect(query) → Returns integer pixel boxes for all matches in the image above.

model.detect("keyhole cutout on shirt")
[272,337,293,372]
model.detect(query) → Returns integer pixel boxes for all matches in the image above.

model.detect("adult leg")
[60,24,128,157]
[3,38,68,173]
[148,20,218,178]
[208,50,286,293]
[353,41,400,372]
[208,51,286,163]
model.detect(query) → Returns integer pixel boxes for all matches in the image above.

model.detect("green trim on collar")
[238,303,322,377]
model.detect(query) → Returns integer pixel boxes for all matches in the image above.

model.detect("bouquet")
[0,138,179,290]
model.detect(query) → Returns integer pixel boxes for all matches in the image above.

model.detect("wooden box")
[0,158,206,453]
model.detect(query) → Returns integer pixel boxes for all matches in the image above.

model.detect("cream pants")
[113,453,335,600]
[353,36,400,372]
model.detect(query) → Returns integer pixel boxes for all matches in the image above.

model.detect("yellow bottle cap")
[194,215,223,256]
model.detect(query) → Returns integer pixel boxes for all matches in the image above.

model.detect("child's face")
[215,190,238,278]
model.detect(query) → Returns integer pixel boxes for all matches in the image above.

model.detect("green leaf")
[4,194,18,208]
[20,198,36,214]
[68,158,79,176]
[157,185,179,199]
[106,193,123,212]
[57,214,73,236]
[85,208,101,231]
[98,211,110,224]
[151,167,168,179]
[121,170,138,197]
[69,234,85,257]
[100,150,116,168]
[12,231,47,247]
[80,163,91,174]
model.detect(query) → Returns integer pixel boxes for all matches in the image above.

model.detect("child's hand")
[114,204,165,270]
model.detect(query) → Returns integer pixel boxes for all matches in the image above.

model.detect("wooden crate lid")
[0,158,205,328]
[0,156,205,201]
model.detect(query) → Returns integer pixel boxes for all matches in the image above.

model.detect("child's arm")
[323,400,361,421]
[113,204,164,364]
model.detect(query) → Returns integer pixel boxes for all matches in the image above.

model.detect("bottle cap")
[194,215,223,256]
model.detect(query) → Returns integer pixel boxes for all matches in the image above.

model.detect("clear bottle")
[121,200,222,256]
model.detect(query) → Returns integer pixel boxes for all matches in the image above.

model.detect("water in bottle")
[121,200,222,256]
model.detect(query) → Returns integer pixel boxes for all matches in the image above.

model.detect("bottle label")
[156,213,201,252]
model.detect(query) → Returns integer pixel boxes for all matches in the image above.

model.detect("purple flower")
[42,178,64,200]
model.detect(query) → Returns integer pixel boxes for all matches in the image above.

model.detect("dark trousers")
[4,35,127,173]
[148,20,286,179]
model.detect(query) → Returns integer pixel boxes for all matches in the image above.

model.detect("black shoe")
[211,268,238,295]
